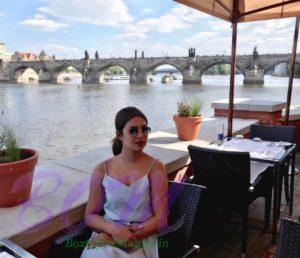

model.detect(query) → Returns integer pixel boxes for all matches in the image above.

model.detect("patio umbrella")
[175,0,300,136]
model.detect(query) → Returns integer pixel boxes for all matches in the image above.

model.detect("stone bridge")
[0,53,299,85]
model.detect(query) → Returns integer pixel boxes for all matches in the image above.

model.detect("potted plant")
[173,99,203,141]
[0,126,38,207]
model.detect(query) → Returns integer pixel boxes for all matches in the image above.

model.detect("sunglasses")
[128,126,151,137]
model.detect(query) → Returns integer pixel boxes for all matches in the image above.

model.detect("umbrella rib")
[214,0,234,16]
[239,0,300,18]
[281,0,284,18]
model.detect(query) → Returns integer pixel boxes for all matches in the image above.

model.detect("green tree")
[104,66,126,76]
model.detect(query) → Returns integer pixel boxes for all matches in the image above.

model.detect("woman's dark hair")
[112,107,148,156]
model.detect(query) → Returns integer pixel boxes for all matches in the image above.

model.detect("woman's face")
[120,116,150,152]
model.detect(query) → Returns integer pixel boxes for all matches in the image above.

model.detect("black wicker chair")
[49,181,205,258]
[250,124,296,211]
[188,145,273,257]
[275,219,300,258]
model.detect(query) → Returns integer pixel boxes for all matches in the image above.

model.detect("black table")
[211,138,296,244]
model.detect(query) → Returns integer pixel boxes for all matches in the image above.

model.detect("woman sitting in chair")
[81,107,168,258]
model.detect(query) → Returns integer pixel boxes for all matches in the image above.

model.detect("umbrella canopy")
[175,0,300,22]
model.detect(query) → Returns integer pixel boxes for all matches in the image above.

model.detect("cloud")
[184,31,219,45]
[42,43,81,58]
[0,12,5,16]
[141,8,153,15]
[38,0,133,27]
[20,14,69,32]
[121,41,187,57]
[117,32,148,40]
[208,20,231,32]
[121,5,208,40]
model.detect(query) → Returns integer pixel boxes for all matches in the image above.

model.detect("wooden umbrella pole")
[228,20,237,137]
[285,16,300,125]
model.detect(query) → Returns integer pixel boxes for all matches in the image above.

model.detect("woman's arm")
[84,162,116,235]
[131,160,168,240]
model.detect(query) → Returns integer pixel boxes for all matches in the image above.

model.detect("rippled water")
[0,75,299,163]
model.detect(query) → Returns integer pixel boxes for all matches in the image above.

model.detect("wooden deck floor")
[196,153,300,258]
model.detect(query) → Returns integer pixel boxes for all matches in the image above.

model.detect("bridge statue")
[95,51,99,60]
[253,46,259,68]
[84,50,89,60]
[243,46,264,84]
[188,48,196,58]
[135,50,137,59]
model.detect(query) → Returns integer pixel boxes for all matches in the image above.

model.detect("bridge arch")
[56,66,83,84]
[97,64,130,83]
[201,61,244,76]
[264,60,295,75]
[13,66,39,83]
[145,62,183,83]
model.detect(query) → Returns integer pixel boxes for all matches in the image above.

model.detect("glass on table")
[216,122,225,145]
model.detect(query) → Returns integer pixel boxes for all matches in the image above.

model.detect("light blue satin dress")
[81,159,159,258]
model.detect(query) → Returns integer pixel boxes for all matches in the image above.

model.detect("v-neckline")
[105,174,148,188]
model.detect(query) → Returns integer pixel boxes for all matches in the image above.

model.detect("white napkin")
[0,252,15,258]
[250,161,271,183]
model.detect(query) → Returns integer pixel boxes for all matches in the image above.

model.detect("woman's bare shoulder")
[149,158,166,175]
[92,157,117,176]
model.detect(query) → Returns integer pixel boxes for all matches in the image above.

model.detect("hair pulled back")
[112,107,148,155]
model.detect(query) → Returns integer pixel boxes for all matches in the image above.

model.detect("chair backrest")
[188,145,250,210]
[276,219,300,258]
[166,181,205,254]
[250,124,296,143]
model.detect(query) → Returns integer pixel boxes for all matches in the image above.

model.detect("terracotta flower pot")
[173,115,203,141]
[0,148,38,207]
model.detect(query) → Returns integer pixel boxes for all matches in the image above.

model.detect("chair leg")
[242,208,248,257]
[278,166,284,211]
[264,190,272,232]
[284,168,290,204]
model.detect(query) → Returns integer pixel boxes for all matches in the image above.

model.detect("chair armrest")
[49,222,91,258]
[181,245,200,258]
[158,217,184,237]
[53,223,87,245]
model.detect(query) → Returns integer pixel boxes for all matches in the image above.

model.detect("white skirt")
[80,233,158,258]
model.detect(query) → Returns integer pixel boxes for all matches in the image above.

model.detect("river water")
[0,74,299,163]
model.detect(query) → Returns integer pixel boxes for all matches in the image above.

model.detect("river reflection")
[0,74,299,163]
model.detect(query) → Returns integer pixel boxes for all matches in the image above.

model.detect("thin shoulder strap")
[103,161,108,175]
[147,159,158,175]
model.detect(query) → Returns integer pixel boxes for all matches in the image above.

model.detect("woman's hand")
[128,224,144,238]
[111,224,137,243]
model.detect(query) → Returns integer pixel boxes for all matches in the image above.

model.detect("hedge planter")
[0,148,38,207]
[173,115,203,141]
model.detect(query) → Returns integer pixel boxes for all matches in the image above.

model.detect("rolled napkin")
[0,251,15,258]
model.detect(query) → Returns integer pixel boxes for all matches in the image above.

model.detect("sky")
[0,0,297,59]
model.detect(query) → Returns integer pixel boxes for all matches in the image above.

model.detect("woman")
[81,107,168,258]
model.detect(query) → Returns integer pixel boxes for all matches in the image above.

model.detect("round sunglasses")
[128,126,151,137]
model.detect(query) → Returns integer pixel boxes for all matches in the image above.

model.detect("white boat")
[111,75,130,80]
[161,75,173,83]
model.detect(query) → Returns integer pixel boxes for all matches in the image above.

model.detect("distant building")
[0,42,12,61]
[38,49,52,61]
[11,51,38,61]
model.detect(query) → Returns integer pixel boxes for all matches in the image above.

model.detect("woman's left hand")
[128,224,144,236]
